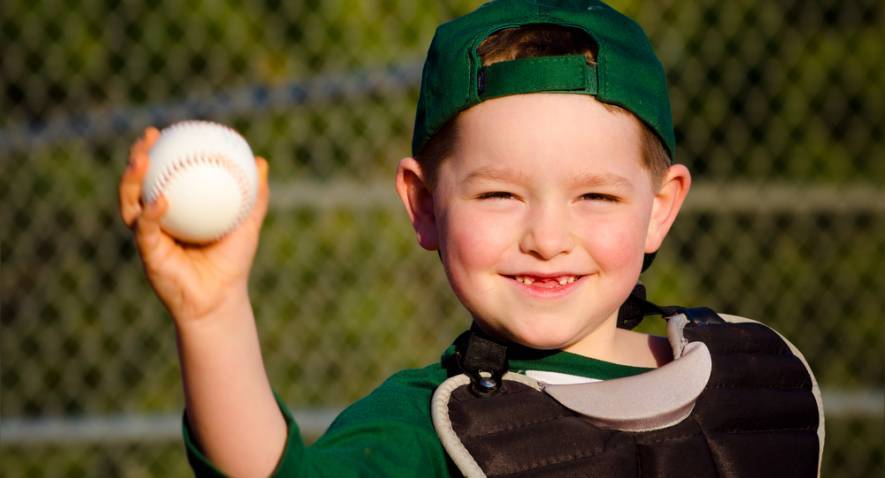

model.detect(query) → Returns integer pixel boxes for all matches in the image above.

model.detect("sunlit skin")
[396,94,691,366]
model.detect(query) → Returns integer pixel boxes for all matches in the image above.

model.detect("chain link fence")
[1,0,882,476]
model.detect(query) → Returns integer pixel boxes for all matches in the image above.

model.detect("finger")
[127,127,160,168]
[120,127,161,226]
[127,137,144,169]
[245,156,270,230]
[120,145,148,226]
[119,165,146,227]
[134,195,170,256]
[143,126,160,149]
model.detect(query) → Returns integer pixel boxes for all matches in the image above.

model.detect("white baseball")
[142,120,258,244]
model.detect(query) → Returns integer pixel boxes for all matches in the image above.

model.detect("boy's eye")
[477,191,516,200]
[580,192,619,202]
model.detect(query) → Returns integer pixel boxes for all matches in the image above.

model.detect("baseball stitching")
[149,152,253,239]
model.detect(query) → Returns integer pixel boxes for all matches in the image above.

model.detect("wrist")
[173,284,253,333]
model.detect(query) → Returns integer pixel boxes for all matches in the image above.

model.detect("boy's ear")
[395,157,439,250]
[645,164,691,253]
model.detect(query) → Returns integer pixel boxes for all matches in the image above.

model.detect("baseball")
[142,120,258,244]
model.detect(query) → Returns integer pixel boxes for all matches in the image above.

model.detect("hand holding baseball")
[119,125,270,324]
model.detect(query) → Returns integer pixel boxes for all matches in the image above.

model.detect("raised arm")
[119,127,286,477]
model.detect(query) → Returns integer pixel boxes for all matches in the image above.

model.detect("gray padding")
[542,339,712,431]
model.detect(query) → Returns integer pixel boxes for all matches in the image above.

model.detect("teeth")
[514,275,577,285]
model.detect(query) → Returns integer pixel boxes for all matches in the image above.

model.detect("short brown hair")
[415,25,670,188]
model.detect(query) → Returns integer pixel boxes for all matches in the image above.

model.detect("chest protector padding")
[433,314,822,477]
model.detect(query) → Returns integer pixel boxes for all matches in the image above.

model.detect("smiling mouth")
[508,274,582,288]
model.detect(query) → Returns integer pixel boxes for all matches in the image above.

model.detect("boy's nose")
[518,205,576,260]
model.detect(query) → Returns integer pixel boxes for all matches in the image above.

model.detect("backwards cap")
[412,0,675,161]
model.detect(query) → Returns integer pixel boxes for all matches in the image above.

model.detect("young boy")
[119,1,823,476]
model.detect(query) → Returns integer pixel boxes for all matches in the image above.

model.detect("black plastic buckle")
[459,325,508,396]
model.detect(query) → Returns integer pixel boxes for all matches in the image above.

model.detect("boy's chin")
[511,333,576,351]
[477,321,582,351]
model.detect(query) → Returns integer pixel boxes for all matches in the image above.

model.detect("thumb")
[244,157,270,233]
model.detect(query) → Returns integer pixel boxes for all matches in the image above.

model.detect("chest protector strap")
[431,297,824,477]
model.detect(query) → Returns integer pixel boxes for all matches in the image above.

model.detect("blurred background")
[1,0,882,476]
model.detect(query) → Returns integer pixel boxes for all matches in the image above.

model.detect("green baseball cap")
[412,0,675,161]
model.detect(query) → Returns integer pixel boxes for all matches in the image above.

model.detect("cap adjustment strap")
[478,54,598,100]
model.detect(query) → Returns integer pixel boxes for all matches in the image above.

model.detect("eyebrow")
[464,166,633,190]
[568,171,634,190]
[463,166,532,184]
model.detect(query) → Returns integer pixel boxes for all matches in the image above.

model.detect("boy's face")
[397,93,689,353]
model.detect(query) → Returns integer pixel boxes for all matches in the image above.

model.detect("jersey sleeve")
[183,368,452,477]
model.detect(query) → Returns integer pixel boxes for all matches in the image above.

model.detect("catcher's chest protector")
[431,313,824,477]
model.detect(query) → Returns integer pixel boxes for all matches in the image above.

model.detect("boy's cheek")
[574,220,646,266]
[446,207,517,248]
[444,220,506,268]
